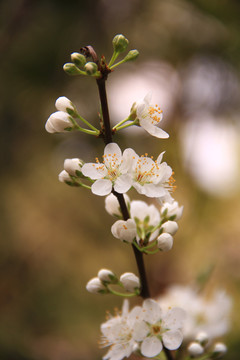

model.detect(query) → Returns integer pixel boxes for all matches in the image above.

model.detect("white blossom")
[130,200,160,243]
[64,158,83,176]
[157,285,232,340]
[212,342,227,357]
[127,150,174,198]
[81,143,133,196]
[86,277,106,294]
[58,170,72,183]
[55,96,75,113]
[98,269,116,283]
[111,219,137,243]
[161,200,184,220]
[134,93,169,138]
[105,193,130,217]
[133,299,185,358]
[157,233,173,251]
[161,220,178,235]
[120,272,140,292]
[45,111,73,133]
[100,300,141,360]
[187,342,204,357]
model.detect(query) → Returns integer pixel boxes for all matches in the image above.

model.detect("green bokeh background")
[0,0,240,359]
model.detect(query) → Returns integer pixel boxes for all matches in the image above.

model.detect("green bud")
[63,63,82,75]
[71,52,86,67]
[123,49,139,62]
[112,34,129,53]
[84,61,98,75]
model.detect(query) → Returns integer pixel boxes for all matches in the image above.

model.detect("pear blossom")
[81,143,133,196]
[133,299,185,358]
[100,300,141,360]
[58,170,72,183]
[86,277,107,294]
[161,220,179,235]
[128,150,174,198]
[45,111,73,133]
[111,219,137,243]
[157,285,232,340]
[120,272,140,292]
[157,233,173,251]
[98,269,117,283]
[64,158,84,176]
[129,200,160,243]
[160,200,184,220]
[188,342,204,357]
[55,96,76,113]
[105,193,130,217]
[134,93,169,138]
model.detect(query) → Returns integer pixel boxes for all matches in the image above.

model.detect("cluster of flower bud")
[63,52,100,77]
[187,332,227,359]
[45,96,77,133]
[106,193,183,253]
[58,158,85,186]
[86,269,140,296]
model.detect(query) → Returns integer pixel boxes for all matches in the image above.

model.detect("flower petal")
[82,163,107,179]
[140,118,169,139]
[114,174,132,193]
[163,307,186,330]
[142,299,162,323]
[141,336,163,358]
[162,329,183,350]
[91,179,112,196]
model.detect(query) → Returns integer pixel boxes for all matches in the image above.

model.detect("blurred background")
[0,0,240,359]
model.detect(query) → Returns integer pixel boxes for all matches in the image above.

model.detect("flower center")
[148,105,163,124]
[103,153,122,181]
[134,156,160,185]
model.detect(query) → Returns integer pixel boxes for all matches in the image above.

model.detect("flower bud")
[71,52,86,67]
[86,277,107,294]
[45,111,73,133]
[120,272,140,293]
[55,96,76,115]
[195,332,209,346]
[211,343,227,358]
[112,34,129,53]
[123,50,139,62]
[161,220,178,235]
[105,193,130,217]
[161,201,184,221]
[98,269,117,283]
[58,170,72,183]
[84,62,98,75]
[64,158,84,176]
[187,342,204,357]
[63,63,82,75]
[157,233,173,251]
[111,219,137,243]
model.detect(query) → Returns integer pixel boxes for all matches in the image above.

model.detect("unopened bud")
[98,269,117,284]
[111,219,137,243]
[105,193,130,217]
[120,272,140,293]
[63,63,82,75]
[64,158,84,176]
[157,233,173,252]
[71,52,86,67]
[58,170,72,183]
[112,34,129,53]
[84,62,98,75]
[195,332,209,346]
[45,111,73,133]
[161,220,178,235]
[123,49,139,62]
[211,343,227,358]
[86,277,108,294]
[188,342,204,357]
[55,96,76,115]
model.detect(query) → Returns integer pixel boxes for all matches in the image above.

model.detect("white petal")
[121,148,137,172]
[141,336,163,358]
[114,174,132,193]
[163,307,186,330]
[104,142,122,161]
[91,179,112,196]
[140,118,169,139]
[156,151,166,164]
[142,299,162,323]
[45,118,56,133]
[132,320,149,341]
[82,163,107,179]
[144,92,152,105]
[139,183,166,198]
[162,329,183,350]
